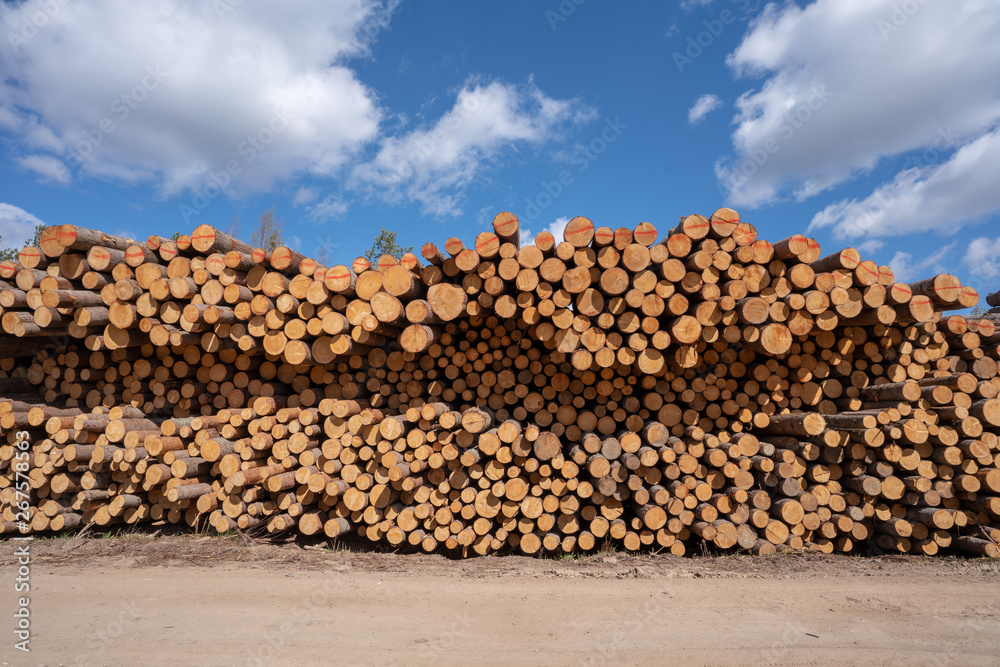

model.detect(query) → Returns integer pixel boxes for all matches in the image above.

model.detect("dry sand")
[2,534,999,666]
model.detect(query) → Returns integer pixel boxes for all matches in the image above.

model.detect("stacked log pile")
[1,211,999,558]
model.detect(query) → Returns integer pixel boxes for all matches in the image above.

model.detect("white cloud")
[519,227,534,248]
[475,205,493,227]
[681,0,714,10]
[16,154,71,183]
[810,128,1000,239]
[0,0,396,196]
[887,242,955,283]
[0,202,45,250]
[546,216,571,242]
[856,239,884,256]
[688,94,722,125]
[716,0,1000,208]
[292,186,320,206]
[519,216,571,247]
[965,236,1000,278]
[307,195,349,222]
[351,79,595,216]
[0,108,63,152]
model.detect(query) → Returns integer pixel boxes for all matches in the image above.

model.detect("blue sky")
[1,0,999,302]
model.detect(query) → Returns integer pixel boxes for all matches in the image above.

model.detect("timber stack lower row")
[1,209,999,558]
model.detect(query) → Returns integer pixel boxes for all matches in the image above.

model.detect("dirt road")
[2,535,999,666]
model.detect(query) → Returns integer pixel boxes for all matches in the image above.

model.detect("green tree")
[364,227,412,263]
[250,207,284,252]
[28,224,44,247]
[969,304,988,318]
[0,238,18,262]
[0,224,46,261]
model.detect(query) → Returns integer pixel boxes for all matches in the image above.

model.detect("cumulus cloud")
[16,154,71,183]
[307,195,349,222]
[688,94,722,125]
[888,242,955,283]
[0,1,601,222]
[809,128,1000,239]
[0,202,45,250]
[292,186,320,207]
[716,0,1000,208]
[965,236,1000,278]
[0,0,396,196]
[351,79,595,217]
[856,239,885,256]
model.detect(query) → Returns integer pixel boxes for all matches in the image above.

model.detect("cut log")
[2,204,1000,562]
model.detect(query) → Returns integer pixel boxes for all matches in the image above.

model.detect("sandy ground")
[1,534,999,666]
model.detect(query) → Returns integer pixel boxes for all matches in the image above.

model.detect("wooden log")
[5,208,1000,560]
[563,217,595,248]
[400,324,439,353]
[426,283,468,322]
[773,235,809,260]
[861,380,921,402]
[189,225,253,256]
[676,214,709,240]
[909,274,962,304]
[493,211,520,246]
[383,265,423,299]
[56,225,135,254]
[269,246,307,273]
[763,413,826,437]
